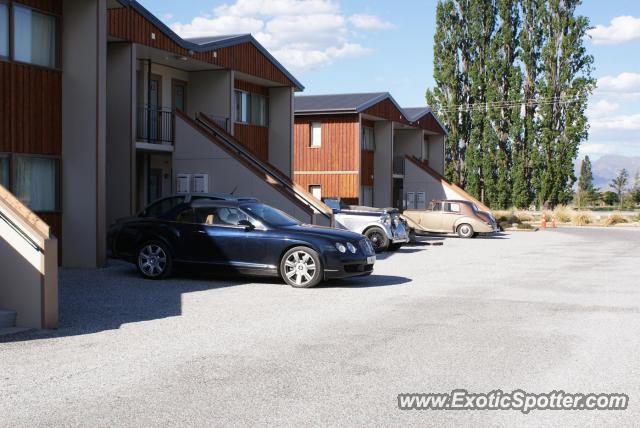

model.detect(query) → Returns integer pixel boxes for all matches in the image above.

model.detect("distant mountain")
[591,155,640,190]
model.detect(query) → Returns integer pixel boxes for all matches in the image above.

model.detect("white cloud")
[348,13,394,30]
[587,99,619,116]
[170,0,375,72]
[596,72,640,94]
[590,113,640,131]
[163,13,174,21]
[588,16,640,45]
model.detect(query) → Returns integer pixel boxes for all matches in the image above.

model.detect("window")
[142,197,183,218]
[361,126,375,151]
[235,90,268,126]
[430,202,443,212]
[0,154,9,188]
[310,122,322,147]
[12,156,59,211]
[0,3,8,58]
[309,185,321,200]
[14,5,58,68]
[445,202,460,213]
[175,207,198,223]
[195,206,248,226]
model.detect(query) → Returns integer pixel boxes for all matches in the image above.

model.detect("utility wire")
[434,95,588,113]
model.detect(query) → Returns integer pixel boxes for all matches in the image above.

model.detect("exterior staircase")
[0,184,58,330]
[195,113,334,226]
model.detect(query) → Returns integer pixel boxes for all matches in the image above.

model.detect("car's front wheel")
[364,227,389,252]
[137,241,172,279]
[280,246,323,288]
[456,223,475,239]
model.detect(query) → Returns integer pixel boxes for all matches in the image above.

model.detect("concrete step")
[0,309,17,329]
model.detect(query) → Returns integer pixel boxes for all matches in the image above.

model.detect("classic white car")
[324,199,409,252]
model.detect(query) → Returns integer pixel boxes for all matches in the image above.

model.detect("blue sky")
[139,0,640,159]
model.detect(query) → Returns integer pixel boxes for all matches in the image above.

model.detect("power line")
[434,95,588,113]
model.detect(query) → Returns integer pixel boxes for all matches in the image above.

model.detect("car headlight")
[335,242,347,253]
[346,242,357,254]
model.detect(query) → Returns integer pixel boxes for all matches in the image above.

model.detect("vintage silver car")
[324,199,409,252]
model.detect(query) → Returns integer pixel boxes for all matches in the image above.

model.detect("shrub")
[553,205,574,223]
[516,223,535,230]
[572,212,594,226]
[499,221,512,231]
[515,211,534,222]
[493,210,521,224]
[603,214,629,226]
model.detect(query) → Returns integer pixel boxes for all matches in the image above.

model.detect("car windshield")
[242,203,301,227]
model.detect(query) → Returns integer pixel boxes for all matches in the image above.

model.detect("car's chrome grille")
[360,239,375,256]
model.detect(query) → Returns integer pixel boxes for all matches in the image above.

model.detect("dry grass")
[553,205,574,223]
[572,212,594,226]
[602,214,629,227]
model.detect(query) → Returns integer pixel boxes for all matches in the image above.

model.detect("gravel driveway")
[1,228,639,427]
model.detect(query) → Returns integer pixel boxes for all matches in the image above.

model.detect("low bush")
[602,214,629,226]
[572,212,594,226]
[516,223,535,230]
[553,205,574,223]
[515,211,534,222]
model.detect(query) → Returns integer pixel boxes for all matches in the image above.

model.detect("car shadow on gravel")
[318,275,412,288]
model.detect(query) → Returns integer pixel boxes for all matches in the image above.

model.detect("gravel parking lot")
[1,228,639,426]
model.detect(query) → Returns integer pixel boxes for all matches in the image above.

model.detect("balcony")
[136,106,174,144]
[393,156,405,176]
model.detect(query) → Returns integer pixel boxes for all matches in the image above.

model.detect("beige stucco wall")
[106,42,136,226]
[173,116,313,223]
[404,160,467,205]
[187,69,233,126]
[393,129,423,159]
[268,87,294,177]
[373,121,393,208]
[427,134,445,176]
[62,0,107,267]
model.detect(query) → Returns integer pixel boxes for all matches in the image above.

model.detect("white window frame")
[310,122,322,148]
[309,184,321,200]
[235,89,268,126]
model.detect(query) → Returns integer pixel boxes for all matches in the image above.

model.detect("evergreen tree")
[426,0,467,186]
[534,0,595,207]
[513,0,543,208]
[610,168,629,210]
[577,155,595,207]
[486,0,520,208]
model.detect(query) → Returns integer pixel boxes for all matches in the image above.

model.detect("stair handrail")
[195,113,333,219]
[0,184,49,251]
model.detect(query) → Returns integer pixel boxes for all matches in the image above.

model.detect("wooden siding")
[14,0,61,14]
[361,150,374,186]
[0,62,62,155]
[294,173,359,202]
[411,113,445,134]
[363,98,407,124]
[293,114,360,201]
[234,123,269,161]
[293,114,359,172]
[39,212,61,261]
[108,7,297,88]
[235,79,268,96]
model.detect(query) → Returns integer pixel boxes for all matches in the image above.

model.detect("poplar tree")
[533,0,594,206]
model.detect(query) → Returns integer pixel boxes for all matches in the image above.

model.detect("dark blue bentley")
[108,194,376,288]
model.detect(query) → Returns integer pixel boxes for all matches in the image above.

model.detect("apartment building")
[1,0,329,275]
[293,93,463,209]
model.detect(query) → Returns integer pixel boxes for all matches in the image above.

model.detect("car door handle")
[193,230,206,235]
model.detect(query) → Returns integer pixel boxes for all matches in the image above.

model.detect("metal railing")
[393,156,405,175]
[206,114,230,132]
[137,106,174,144]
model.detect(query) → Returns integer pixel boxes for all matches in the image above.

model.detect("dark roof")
[121,1,304,90]
[403,107,432,122]
[295,92,400,114]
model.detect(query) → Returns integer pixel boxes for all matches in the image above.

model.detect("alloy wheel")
[283,250,317,286]
[138,244,168,277]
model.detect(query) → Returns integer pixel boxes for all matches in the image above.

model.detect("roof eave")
[127,1,304,91]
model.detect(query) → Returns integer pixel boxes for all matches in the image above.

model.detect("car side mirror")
[238,219,255,231]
